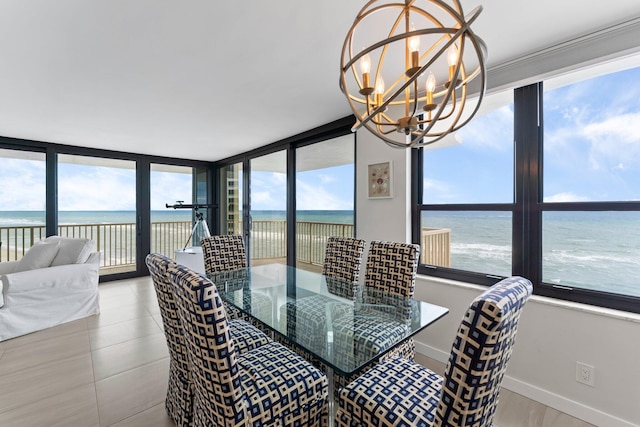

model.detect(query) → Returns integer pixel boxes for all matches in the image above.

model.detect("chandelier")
[339,0,487,148]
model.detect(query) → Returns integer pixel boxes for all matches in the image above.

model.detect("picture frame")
[367,161,393,198]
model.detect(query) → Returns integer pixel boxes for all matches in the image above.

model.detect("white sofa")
[0,236,101,341]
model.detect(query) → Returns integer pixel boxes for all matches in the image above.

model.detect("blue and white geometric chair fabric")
[329,241,420,398]
[363,240,420,299]
[322,236,366,298]
[333,241,420,359]
[168,262,329,427]
[201,234,247,321]
[145,253,194,427]
[335,276,534,427]
[201,235,273,330]
[145,253,272,427]
[200,234,247,273]
[282,237,365,349]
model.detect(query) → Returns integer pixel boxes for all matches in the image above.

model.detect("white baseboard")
[414,341,637,427]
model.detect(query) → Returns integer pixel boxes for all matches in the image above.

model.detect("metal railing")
[1,222,451,272]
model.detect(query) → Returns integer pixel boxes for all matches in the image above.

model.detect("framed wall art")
[367,161,392,198]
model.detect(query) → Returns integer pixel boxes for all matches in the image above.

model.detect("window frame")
[413,82,640,314]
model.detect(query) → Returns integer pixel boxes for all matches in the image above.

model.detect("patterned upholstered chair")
[167,261,329,427]
[201,234,247,273]
[331,240,420,393]
[283,237,366,350]
[201,235,273,327]
[335,276,534,427]
[145,253,271,427]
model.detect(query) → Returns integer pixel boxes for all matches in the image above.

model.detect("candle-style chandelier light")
[339,0,487,148]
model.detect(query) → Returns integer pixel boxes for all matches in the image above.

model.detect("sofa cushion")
[46,236,96,266]
[14,240,61,273]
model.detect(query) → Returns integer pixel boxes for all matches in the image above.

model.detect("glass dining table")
[208,263,449,419]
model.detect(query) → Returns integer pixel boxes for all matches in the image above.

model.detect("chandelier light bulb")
[360,53,371,74]
[426,73,436,93]
[374,75,385,110]
[424,72,437,112]
[375,76,385,95]
[408,24,420,53]
[359,53,374,95]
[447,45,459,67]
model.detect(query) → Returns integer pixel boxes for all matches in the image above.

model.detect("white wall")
[355,131,640,427]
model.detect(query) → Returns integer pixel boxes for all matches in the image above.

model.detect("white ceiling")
[0,1,639,162]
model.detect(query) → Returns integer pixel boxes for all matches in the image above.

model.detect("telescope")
[165,201,217,249]
[165,202,217,210]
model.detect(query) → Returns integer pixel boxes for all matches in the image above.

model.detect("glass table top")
[208,263,449,376]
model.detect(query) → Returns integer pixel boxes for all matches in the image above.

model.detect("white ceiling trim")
[486,16,640,94]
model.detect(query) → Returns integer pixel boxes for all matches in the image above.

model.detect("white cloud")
[423,178,458,203]
[543,192,590,203]
[316,174,336,185]
[151,171,193,209]
[58,167,137,210]
[250,172,286,210]
[584,112,640,171]
[0,159,46,210]
[457,105,513,151]
[296,180,351,210]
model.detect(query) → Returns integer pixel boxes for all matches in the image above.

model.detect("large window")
[150,164,194,257]
[414,61,640,312]
[58,154,137,274]
[215,117,356,272]
[418,91,514,279]
[296,135,355,269]
[0,148,46,261]
[250,150,288,265]
[541,66,640,298]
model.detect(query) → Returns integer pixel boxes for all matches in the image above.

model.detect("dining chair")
[145,253,271,427]
[334,241,420,359]
[335,275,534,427]
[201,234,273,328]
[167,261,329,427]
[331,240,420,394]
[283,237,366,350]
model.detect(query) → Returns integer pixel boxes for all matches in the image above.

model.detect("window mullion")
[513,83,542,285]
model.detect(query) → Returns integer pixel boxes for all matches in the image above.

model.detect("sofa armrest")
[84,252,101,266]
[0,261,19,275]
[1,262,99,295]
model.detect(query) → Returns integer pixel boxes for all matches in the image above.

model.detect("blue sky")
[2,65,639,211]
[249,164,354,211]
[0,156,354,211]
[424,65,640,204]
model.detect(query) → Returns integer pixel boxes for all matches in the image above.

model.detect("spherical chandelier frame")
[339,0,488,148]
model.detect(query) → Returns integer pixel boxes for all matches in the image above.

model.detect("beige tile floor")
[0,276,595,427]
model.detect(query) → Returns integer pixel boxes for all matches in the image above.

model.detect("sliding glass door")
[0,148,46,262]
[57,154,137,274]
[249,150,287,265]
[295,136,355,271]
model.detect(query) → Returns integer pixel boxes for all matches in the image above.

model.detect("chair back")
[322,236,365,299]
[201,235,247,275]
[145,253,192,426]
[436,276,533,427]
[364,240,420,299]
[167,262,245,424]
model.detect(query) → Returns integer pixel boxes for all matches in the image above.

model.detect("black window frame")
[0,135,212,281]
[213,116,357,267]
[413,82,640,314]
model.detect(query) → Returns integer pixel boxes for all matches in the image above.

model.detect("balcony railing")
[1,222,450,272]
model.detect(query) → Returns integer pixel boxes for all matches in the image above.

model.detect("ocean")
[1,210,638,297]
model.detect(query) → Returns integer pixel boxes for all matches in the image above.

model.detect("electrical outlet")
[576,362,595,387]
